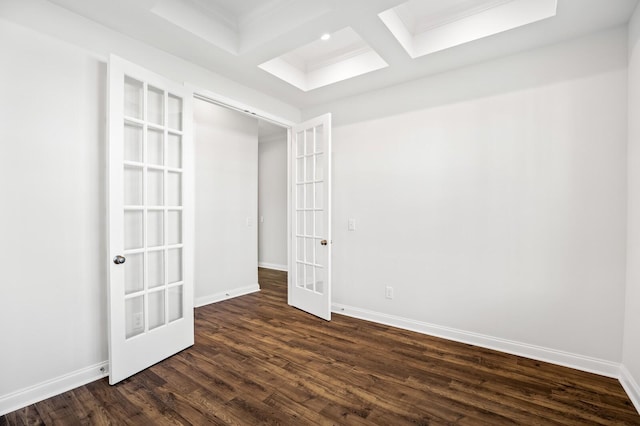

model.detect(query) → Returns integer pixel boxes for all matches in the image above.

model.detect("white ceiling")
[47,0,639,110]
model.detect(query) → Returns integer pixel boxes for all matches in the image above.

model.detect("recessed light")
[320,33,331,41]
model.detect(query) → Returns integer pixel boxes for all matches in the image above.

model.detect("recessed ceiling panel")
[380,0,558,58]
[258,27,388,92]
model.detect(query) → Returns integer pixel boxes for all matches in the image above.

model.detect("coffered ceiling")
[46,0,638,109]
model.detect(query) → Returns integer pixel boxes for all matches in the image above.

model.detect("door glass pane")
[305,264,314,290]
[315,124,324,153]
[147,169,164,206]
[168,172,182,206]
[296,185,304,209]
[305,129,313,155]
[124,252,143,295]
[315,267,325,294]
[296,132,304,156]
[124,211,144,250]
[296,263,304,288]
[305,155,313,182]
[124,77,143,119]
[168,94,183,131]
[147,129,164,166]
[168,248,182,284]
[315,182,324,210]
[169,285,183,322]
[296,211,303,235]
[147,86,164,126]
[168,210,182,244]
[147,210,164,247]
[315,211,324,237]
[296,237,304,261]
[305,211,313,236]
[315,154,323,181]
[168,133,182,168]
[148,250,164,289]
[305,237,314,263]
[296,158,304,183]
[124,166,143,206]
[125,295,144,338]
[124,123,143,162]
[148,290,165,330]
[305,184,314,208]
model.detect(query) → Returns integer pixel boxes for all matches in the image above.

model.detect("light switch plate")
[348,218,356,231]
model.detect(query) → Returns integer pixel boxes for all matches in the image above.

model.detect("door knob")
[113,255,126,265]
[320,240,328,246]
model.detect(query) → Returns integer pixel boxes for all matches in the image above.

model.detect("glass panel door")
[290,114,331,320]
[108,55,193,385]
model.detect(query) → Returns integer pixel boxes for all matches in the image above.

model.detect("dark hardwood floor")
[2,268,639,425]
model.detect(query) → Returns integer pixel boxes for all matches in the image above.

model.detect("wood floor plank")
[0,406,44,426]
[2,267,639,425]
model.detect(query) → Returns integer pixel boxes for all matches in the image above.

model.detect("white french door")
[289,114,332,320]
[108,55,194,384]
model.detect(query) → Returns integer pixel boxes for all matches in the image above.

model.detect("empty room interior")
[3,0,640,423]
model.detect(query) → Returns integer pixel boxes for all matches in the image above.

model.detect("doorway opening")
[192,97,289,308]
[190,93,333,321]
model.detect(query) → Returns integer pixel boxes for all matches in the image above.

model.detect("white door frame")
[188,87,298,299]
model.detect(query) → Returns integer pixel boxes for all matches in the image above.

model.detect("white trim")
[195,284,260,308]
[332,303,621,378]
[258,262,288,272]
[287,127,292,305]
[620,365,640,414]
[0,361,108,416]
[189,86,296,128]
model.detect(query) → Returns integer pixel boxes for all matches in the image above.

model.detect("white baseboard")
[0,361,108,416]
[195,284,260,308]
[258,262,288,272]
[332,303,621,379]
[620,365,640,414]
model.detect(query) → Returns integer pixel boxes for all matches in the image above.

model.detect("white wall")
[623,3,640,410]
[304,27,628,371]
[258,135,288,270]
[194,100,259,306]
[0,19,108,412]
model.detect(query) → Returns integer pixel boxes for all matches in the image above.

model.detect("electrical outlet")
[246,217,252,227]
[385,286,394,299]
